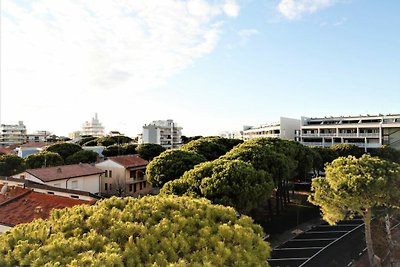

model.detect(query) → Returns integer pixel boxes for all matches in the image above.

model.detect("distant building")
[108,131,122,137]
[26,130,52,143]
[296,114,400,150]
[142,119,182,149]
[0,121,27,147]
[242,117,300,141]
[219,131,243,140]
[69,131,82,140]
[81,113,105,137]
[95,155,151,197]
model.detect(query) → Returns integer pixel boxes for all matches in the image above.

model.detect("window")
[130,170,135,178]
[134,183,137,193]
[105,183,108,191]
[140,182,143,190]
[104,170,108,177]
[143,182,146,188]
[109,184,112,191]
[47,192,54,195]
[70,195,79,199]
[71,181,78,189]
[109,170,112,177]
[129,184,133,192]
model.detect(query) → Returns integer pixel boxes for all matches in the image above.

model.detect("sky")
[1,0,399,137]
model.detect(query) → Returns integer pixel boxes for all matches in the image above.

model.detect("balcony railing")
[301,142,381,148]
[358,133,379,137]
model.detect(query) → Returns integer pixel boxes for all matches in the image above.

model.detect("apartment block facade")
[81,113,105,137]
[142,119,182,149]
[242,117,300,141]
[0,121,27,147]
[296,114,400,150]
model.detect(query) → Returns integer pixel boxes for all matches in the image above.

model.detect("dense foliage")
[65,150,98,164]
[370,145,400,164]
[181,135,203,144]
[146,150,207,187]
[25,151,64,169]
[0,195,271,266]
[181,136,242,161]
[97,136,132,147]
[102,145,126,157]
[44,143,83,161]
[162,159,274,213]
[309,155,400,266]
[102,144,138,157]
[330,143,364,158]
[0,154,26,176]
[223,138,295,214]
[136,144,166,161]
[76,136,97,146]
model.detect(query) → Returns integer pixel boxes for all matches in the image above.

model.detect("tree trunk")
[285,180,290,203]
[275,182,281,216]
[282,180,287,207]
[268,199,273,220]
[364,209,381,267]
[385,213,395,267]
[279,180,284,211]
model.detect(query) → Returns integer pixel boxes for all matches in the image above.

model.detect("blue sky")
[1,0,399,137]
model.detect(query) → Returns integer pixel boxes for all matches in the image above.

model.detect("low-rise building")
[16,142,48,158]
[242,117,300,141]
[13,164,104,194]
[95,155,151,197]
[142,119,182,149]
[0,121,27,147]
[296,114,400,150]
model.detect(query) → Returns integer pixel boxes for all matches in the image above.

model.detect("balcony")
[301,133,319,137]
[301,141,381,149]
[358,133,379,138]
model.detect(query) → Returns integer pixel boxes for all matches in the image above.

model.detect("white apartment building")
[242,117,300,141]
[26,130,52,143]
[0,121,27,147]
[81,113,105,137]
[142,119,182,149]
[296,114,400,150]
[219,131,244,140]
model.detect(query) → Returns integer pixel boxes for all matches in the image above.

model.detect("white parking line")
[274,247,324,250]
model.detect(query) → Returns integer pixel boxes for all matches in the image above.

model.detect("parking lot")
[268,219,365,267]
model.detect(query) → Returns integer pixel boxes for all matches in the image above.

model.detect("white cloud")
[238,28,260,45]
[223,0,240,17]
[1,0,239,135]
[334,17,347,26]
[277,0,336,20]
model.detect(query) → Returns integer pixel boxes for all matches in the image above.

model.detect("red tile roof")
[0,147,16,155]
[108,155,148,168]
[26,163,104,182]
[19,142,48,148]
[0,184,89,226]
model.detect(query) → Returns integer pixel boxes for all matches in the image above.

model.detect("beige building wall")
[95,160,151,197]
